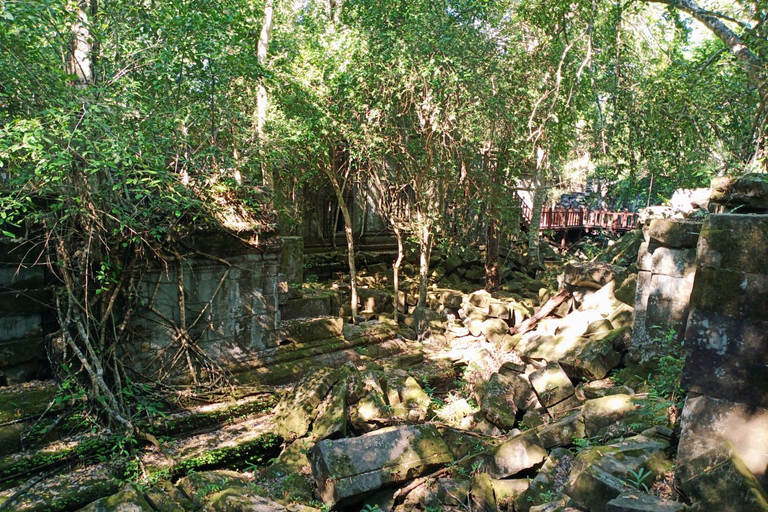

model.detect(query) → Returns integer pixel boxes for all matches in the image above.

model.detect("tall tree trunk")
[67,0,95,85]
[527,174,546,264]
[485,219,500,292]
[393,225,404,323]
[256,0,275,188]
[325,157,357,323]
[417,213,432,308]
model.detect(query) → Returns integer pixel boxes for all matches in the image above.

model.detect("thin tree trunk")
[325,167,358,323]
[393,225,404,323]
[527,175,546,264]
[417,218,432,308]
[485,219,500,292]
[67,0,94,85]
[256,0,274,188]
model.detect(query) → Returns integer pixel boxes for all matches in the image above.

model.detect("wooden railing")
[516,193,638,232]
[539,207,637,231]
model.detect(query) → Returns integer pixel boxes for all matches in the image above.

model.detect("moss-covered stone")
[76,483,154,512]
[309,425,454,507]
[515,448,573,512]
[646,219,701,248]
[678,442,768,512]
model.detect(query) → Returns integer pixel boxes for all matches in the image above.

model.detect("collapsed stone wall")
[632,218,701,357]
[632,174,768,496]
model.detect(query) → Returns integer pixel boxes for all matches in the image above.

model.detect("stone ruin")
[1,175,768,511]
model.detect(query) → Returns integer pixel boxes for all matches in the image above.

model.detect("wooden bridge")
[520,199,638,233]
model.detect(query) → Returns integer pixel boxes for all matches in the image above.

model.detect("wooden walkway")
[520,199,638,233]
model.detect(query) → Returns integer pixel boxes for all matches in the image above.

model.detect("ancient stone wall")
[0,239,52,384]
[632,218,701,356]
[125,246,286,384]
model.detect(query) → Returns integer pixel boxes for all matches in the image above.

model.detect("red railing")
[538,207,637,231]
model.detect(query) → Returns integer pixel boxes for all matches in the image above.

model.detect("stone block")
[568,465,630,512]
[562,262,620,290]
[536,410,585,449]
[646,219,702,248]
[488,302,511,319]
[689,267,768,320]
[309,425,454,507]
[0,314,42,341]
[487,429,548,478]
[696,214,768,273]
[515,448,574,512]
[280,236,304,284]
[0,336,46,367]
[614,273,637,306]
[274,316,344,343]
[606,492,686,512]
[678,442,768,512]
[530,362,576,410]
[683,308,768,407]
[581,395,665,439]
[0,264,45,290]
[559,337,621,381]
[281,295,335,320]
[358,288,393,314]
[482,318,510,345]
[677,394,768,490]
[648,246,697,278]
[710,173,768,210]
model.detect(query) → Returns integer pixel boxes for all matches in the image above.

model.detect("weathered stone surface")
[683,309,768,407]
[412,306,445,340]
[614,273,637,306]
[488,302,511,320]
[273,366,353,441]
[479,372,534,428]
[530,362,576,411]
[567,436,670,512]
[581,395,667,439]
[606,492,686,512]
[579,281,624,316]
[515,448,574,512]
[397,476,471,511]
[568,465,631,512]
[689,267,768,320]
[482,318,510,345]
[556,310,605,338]
[490,479,530,510]
[710,173,768,210]
[678,442,768,512]
[280,236,304,285]
[0,336,46,369]
[677,394,768,490]
[646,219,701,248]
[559,337,621,382]
[536,410,586,449]
[470,473,498,512]
[358,288,393,314]
[562,263,621,290]
[76,484,155,512]
[280,295,336,320]
[386,375,431,423]
[696,214,768,273]
[309,425,454,506]
[486,429,548,479]
[0,462,121,512]
[207,488,289,512]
